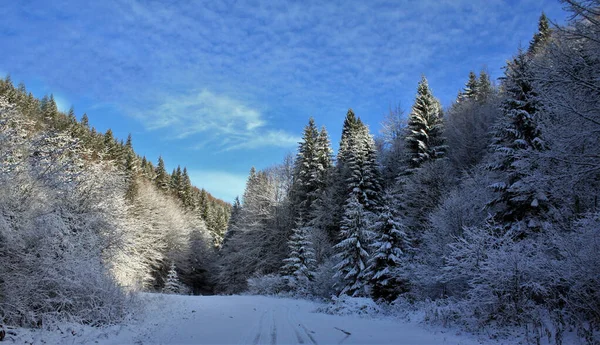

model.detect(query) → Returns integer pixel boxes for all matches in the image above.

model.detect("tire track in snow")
[286,305,318,345]
[252,310,268,345]
[285,306,305,344]
[270,311,277,345]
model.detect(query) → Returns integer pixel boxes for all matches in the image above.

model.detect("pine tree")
[529,12,551,55]
[290,118,320,221]
[282,221,317,281]
[170,166,182,193]
[458,71,478,102]
[163,262,182,294]
[405,75,445,170]
[67,106,76,124]
[477,70,493,101]
[488,51,548,235]
[337,109,361,167]
[81,113,89,129]
[365,193,410,302]
[180,167,193,209]
[41,94,58,121]
[333,194,374,296]
[154,156,170,191]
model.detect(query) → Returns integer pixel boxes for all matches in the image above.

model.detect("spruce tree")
[41,94,58,121]
[333,194,373,296]
[337,109,361,167]
[290,118,320,221]
[459,71,478,102]
[154,156,170,191]
[365,193,410,302]
[477,70,493,101]
[528,12,551,55]
[180,167,193,209]
[282,221,317,281]
[81,113,89,129]
[488,51,548,235]
[170,166,182,193]
[405,75,445,170]
[163,262,182,294]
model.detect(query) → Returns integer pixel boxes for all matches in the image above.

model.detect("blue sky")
[0,0,568,202]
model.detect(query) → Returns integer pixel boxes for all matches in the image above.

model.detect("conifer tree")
[67,106,76,124]
[459,71,478,102]
[529,12,551,55]
[488,51,548,235]
[290,118,320,221]
[477,70,493,101]
[163,262,182,294]
[41,94,58,121]
[155,156,170,191]
[405,75,445,170]
[337,109,361,167]
[171,166,182,193]
[282,221,317,281]
[365,193,410,302]
[81,113,89,129]
[316,126,334,184]
[125,133,133,151]
[333,194,373,296]
[180,167,193,208]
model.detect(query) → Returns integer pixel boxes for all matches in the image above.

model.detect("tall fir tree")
[458,71,479,102]
[477,70,493,101]
[405,75,445,170]
[154,156,170,192]
[528,12,551,55]
[365,193,410,302]
[282,221,317,281]
[290,117,321,221]
[333,194,374,296]
[180,167,193,209]
[488,50,548,235]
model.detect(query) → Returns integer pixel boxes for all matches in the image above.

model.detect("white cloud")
[140,89,299,151]
[187,169,248,202]
[224,129,300,151]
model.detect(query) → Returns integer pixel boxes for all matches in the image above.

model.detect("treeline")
[217,3,599,343]
[0,77,230,326]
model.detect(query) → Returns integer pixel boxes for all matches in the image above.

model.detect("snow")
[6,293,495,345]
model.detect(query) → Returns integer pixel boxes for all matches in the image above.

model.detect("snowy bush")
[315,295,383,317]
[309,258,341,300]
[246,274,290,296]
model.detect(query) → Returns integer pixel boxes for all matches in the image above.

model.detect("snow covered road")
[120,294,479,345]
[12,294,485,344]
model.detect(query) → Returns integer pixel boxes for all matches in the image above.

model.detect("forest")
[0,1,599,344]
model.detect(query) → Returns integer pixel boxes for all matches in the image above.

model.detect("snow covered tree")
[477,70,493,101]
[458,71,478,102]
[163,262,182,294]
[282,221,316,281]
[365,193,410,302]
[405,75,445,170]
[154,156,170,192]
[488,51,549,235]
[290,118,321,221]
[333,195,373,297]
[337,109,361,167]
[528,12,551,55]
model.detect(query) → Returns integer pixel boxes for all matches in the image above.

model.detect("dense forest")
[1,1,599,344]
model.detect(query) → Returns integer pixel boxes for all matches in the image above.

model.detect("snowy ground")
[9,294,494,345]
